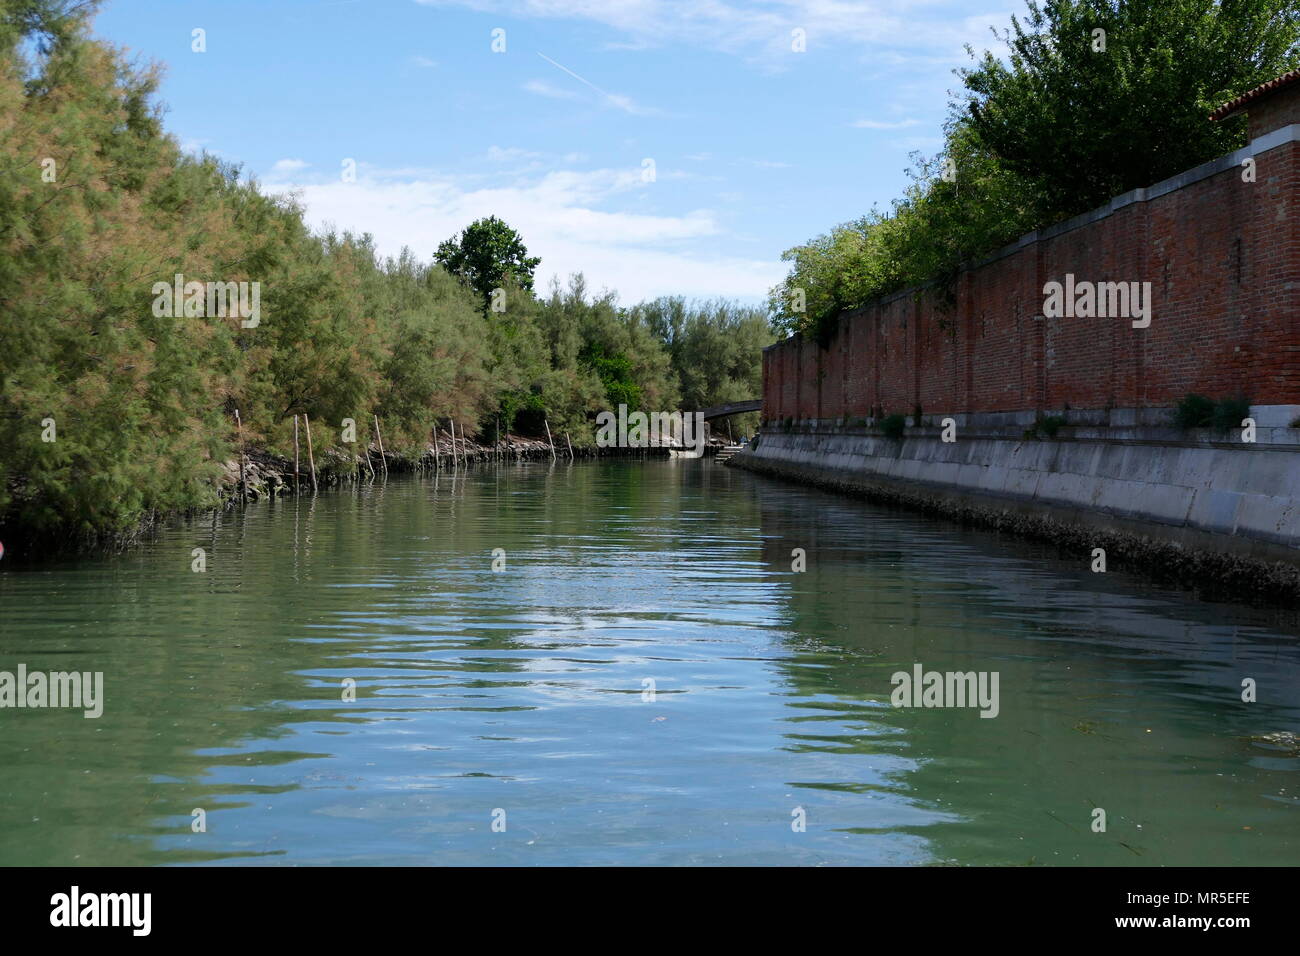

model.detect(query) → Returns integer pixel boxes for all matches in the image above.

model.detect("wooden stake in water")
[293,414,301,496]
[433,424,441,471]
[359,422,374,480]
[234,409,247,502]
[373,415,388,476]
[565,431,574,460]
[544,417,556,460]
[304,414,318,492]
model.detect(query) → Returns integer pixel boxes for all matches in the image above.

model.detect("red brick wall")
[1250,95,1300,140]
[763,137,1300,422]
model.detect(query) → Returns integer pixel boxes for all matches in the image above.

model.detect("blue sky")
[93,0,1016,304]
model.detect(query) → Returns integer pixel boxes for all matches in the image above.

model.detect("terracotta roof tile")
[1209,69,1300,122]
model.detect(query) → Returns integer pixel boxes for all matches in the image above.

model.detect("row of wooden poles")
[231,410,575,501]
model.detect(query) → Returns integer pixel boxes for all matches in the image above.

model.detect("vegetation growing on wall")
[769,0,1300,338]
[1173,394,1253,429]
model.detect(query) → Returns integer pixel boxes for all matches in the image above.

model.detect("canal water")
[1,459,1297,866]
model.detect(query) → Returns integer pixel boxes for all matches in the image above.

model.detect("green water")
[0,459,1297,866]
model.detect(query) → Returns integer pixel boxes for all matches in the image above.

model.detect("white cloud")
[486,145,542,163]
[271,158,310,173]
[600,91,657,116]
[415,0,992,66]
[410,55,438,68]
[265,164,782,303]
[523,78,581,100]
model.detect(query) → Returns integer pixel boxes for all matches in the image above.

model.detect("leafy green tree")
[579,343,641,410]
[962,0,1300,224]
[434,215,541,312]
[630,297,773,432]
[771,0,1300,338]
[0,1,773,544]
[0,0,97,55]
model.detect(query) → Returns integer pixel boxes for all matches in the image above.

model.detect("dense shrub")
[1038,415,1068,438]
[880,414,907,440]
[1174,394,1217,428]
[0,2,774,541]
[1211,396,1252,431]
[1173,394,1252,430]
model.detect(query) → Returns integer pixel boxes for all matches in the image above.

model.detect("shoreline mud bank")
[0,433,684,559]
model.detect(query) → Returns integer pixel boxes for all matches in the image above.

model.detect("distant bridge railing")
[693,399,761,421]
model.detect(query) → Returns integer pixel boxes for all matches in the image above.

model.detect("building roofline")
[1210,69,1300,122]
